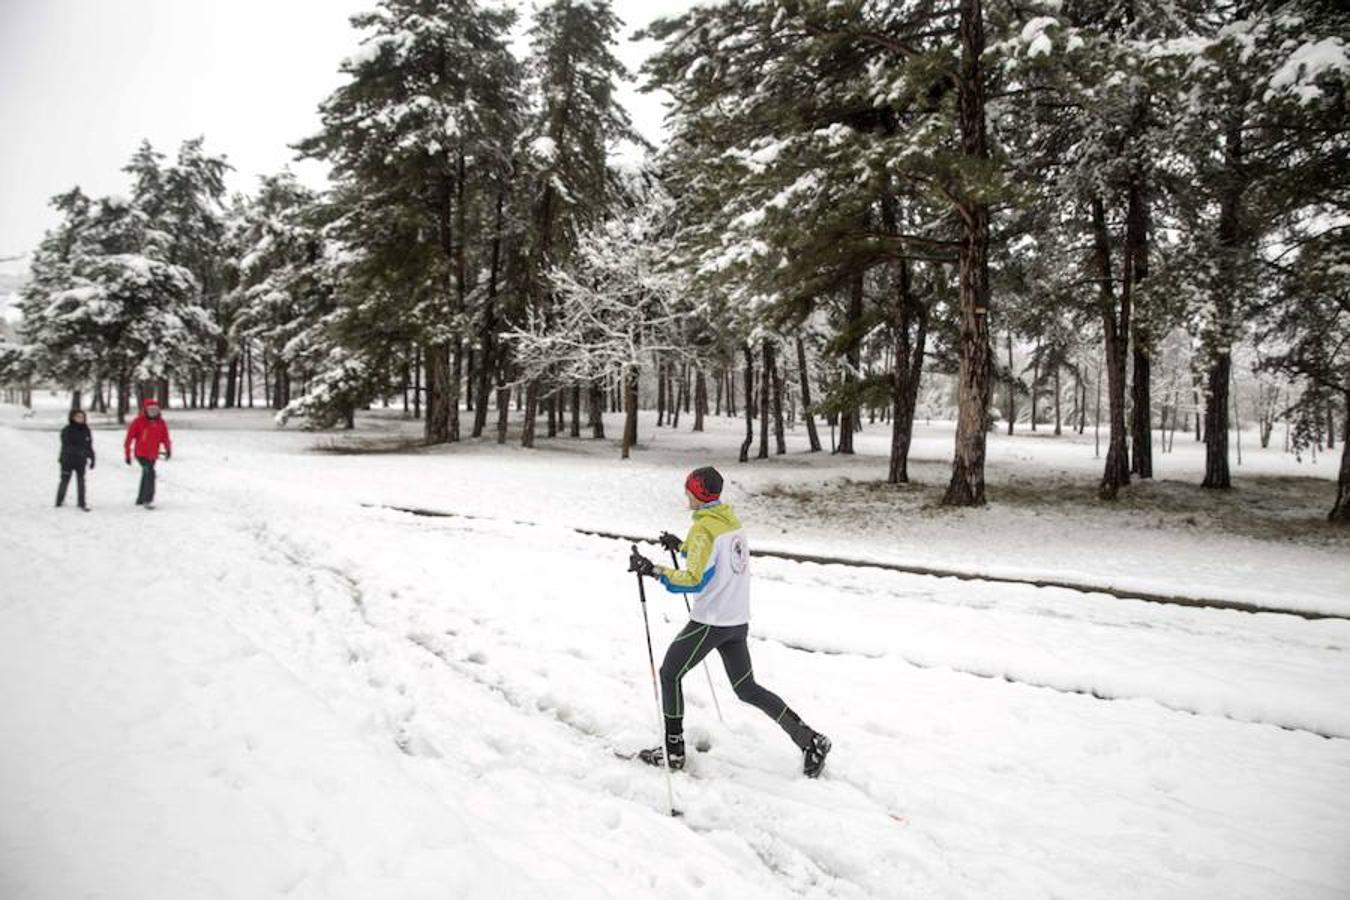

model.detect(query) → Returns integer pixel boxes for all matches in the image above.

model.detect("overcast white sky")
[0,0,693,277]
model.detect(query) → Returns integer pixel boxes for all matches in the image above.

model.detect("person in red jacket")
[124,398,171,508]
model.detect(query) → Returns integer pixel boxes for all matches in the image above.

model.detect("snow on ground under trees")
[1,398,1348,899]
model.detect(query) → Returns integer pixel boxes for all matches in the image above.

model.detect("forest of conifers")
[2,0,1346,517]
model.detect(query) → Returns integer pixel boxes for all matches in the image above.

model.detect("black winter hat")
[685,466,723,502]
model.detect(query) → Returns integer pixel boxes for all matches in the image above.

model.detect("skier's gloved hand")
[163,449,171,461]
[658,532,682,554]
[89,458,95,470]
[125,455,132,466]
[628,550,658,578]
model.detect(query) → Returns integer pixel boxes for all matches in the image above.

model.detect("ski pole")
[668,546,724,724]
[632,545,680,817]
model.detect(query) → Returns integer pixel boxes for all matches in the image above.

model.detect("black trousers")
[136,459,156,505]
[659,620,813,749]
[56,462,87,507]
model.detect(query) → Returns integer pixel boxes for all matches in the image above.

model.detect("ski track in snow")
[3,415,1350,898]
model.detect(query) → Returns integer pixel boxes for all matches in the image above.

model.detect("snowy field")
[2,398,1349,899]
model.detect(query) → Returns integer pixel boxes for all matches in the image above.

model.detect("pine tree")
[517,0,644,448]
[299,0,522,443]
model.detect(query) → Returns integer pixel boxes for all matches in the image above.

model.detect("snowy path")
[3,416,1349,898]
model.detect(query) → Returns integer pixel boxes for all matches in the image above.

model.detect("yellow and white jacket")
[659,502,752,627]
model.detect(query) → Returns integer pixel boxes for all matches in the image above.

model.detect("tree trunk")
[225,356,238,409]
[621,365,639,459]
[758,339,772,459]
[796,336,823,452]
[738,344,755,463]
[425,344,451,443]
[1330,390,1350,522]
[496,385,509,445]
[889,260,928,484]
[1203,111,1244,489]
[589,379,605,439]
[657,359,667,427]
[450,340,463,441]
[413,354,422,419]
[1053,364,1062,436]
[942,0,994,507]
[521,380,539,448]
[1127,173,1153,478]
[839,270,864,455]
[1005,330,1016,435]
[714,368,724,417]
[1030,343,1039,431]
[570,384,581,437]
[694,371,706,432]
[672,364,683,429]
[1092,196,1131,500]
[472,193,502,439]
[771,345,786,455]
[1202,354,1232,488]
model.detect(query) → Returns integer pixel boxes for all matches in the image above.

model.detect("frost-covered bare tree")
[507,190,699,459]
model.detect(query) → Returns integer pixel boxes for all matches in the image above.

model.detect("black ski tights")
[658,621,814,749]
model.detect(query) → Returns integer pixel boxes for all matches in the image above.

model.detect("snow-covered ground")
[2,399,1348,898]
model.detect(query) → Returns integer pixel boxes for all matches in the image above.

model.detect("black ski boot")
[639,734,685,771]
[803,732,831,778]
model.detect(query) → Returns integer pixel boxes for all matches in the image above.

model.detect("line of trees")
[1,0,1345,519]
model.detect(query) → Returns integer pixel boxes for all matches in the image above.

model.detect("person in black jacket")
[56,409,95,510]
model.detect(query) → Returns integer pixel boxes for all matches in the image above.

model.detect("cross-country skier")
[56,408,95,510]
[123,398,171,508]
[629,466,832,777]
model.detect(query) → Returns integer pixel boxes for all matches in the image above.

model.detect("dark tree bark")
[796,336,823,452]
[570,385,581,437]
[738,344,755,463]
[589,379,605,439]
[474,190,505,438]
[1030,343,1039,431]
[225,356,238,409]
[839,269,864,454]
[424,345,451,443]
[694,370,707,432]
[412,354,421,419]
[1331,391,1349,522]
[657,359,667,427]
[942,0,994,507]
[1092,196,1131,500]
[1203,112,1244,489]
[621,364,639,459]
[889,260,929,484]
[714,367,724,417]
[672,364,683,429]
[1005,330,1016,435]
[758,339,772,459]
[771,345,786,455]
[1127,174,1153,478]
[522,381,539,448]
[465,350,475,414]
[496,385,510,445]
[1053,364,1062,436]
